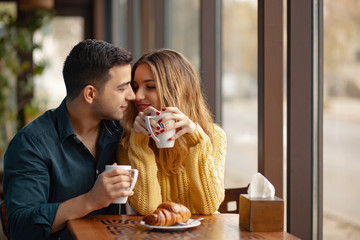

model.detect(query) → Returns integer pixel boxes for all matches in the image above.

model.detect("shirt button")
[96,170,99,174]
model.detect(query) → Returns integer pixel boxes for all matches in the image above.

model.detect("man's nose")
[126,86,136,100]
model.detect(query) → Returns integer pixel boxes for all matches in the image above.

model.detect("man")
[3,39,136,239]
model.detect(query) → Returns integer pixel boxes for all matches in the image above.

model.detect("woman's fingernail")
[162,108,166,111]
[168,138,172,141]
[148,133,151,137]
[156,126,161,130]
[156,111,160,115]
[155,132,159,135]
[160,129,165,133]
[158,119,162,124]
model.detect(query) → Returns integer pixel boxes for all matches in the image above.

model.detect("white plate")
[140,218,202,231]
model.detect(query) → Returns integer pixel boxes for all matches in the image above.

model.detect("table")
[67,214,300,240]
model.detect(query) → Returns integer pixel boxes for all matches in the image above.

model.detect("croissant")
[142,202,191,226]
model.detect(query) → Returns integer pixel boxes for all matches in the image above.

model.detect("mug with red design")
[145,112,175,148]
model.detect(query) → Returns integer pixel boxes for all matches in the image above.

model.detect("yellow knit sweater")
[117,124,226,215]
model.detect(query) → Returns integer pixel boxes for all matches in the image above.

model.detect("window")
[34,16,84,110]
[222,0,258,188]
[323,0,360,238]
[167,0,200,69]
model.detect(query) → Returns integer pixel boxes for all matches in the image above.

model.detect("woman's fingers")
[133,108,161,136]
[133,115,148,135]
[159,107,197,136]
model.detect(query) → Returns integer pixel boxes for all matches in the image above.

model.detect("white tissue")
[247,173,275,198]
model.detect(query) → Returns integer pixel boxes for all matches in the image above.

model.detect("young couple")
[3,39,226,239]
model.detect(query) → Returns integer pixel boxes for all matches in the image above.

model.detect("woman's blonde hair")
[121,49,215,175]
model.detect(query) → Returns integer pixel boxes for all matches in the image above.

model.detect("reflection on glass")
[33,17,84,109]
[168,0,200,69]
[324,0,360,239]
[222,0,258,188]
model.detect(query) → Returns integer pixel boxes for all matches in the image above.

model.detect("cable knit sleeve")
[117,130,162,215]
[182,124,226,214]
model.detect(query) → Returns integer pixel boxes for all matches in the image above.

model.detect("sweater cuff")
[183,123,207,147]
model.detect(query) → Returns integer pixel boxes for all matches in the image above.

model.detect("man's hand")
[85,168,134,210]
[51,168,134,233]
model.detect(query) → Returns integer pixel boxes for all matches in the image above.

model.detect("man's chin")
[105,114,123,122]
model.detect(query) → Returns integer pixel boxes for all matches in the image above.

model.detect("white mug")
[105,165,139,204]
[145,112,176,148]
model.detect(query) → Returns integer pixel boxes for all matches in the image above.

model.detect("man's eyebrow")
[119,81,131,87]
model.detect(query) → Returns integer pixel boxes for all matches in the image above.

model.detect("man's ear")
[83,85,97,104]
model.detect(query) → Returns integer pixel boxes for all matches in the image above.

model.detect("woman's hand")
[133,106,196,139]
[159,107,197,140]
[133,107,161,136]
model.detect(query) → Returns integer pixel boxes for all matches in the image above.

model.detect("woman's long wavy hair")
[121,49,215,175]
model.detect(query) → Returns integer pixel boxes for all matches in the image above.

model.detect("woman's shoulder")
[211,123,226,135]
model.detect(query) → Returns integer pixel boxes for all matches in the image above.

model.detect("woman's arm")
[118,130,162,215]
[183,124,226,214]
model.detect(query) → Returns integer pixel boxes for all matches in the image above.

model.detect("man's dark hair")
[63,39,132,101]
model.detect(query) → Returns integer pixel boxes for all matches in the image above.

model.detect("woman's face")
[132,63,161,112]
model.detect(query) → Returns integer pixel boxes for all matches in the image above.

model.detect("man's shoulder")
[4,109,58,159]
[16,109,57,139]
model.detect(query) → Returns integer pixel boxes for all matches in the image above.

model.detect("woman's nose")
[135,88,145,101]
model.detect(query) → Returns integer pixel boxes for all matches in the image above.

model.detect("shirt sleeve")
[117,130,162,215]
[4,132,60,240]
[182,124,226,214]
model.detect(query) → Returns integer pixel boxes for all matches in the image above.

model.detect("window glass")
[168,0,200,69]
[34,17,84,109]
[324,0,360,238]
[112,0,128,48]
[222,0,258,188]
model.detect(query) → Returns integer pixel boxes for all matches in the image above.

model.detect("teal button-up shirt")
[4,98,122,239]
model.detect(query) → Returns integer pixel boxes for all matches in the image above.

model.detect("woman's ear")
[83,85,97,104]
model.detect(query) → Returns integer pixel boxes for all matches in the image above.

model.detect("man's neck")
[66,99,100,133]
[66,98,101,158]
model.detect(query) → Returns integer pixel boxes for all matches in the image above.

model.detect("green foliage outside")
[0,8,55,156]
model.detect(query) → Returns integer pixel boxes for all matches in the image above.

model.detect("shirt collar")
[57,98,76,142]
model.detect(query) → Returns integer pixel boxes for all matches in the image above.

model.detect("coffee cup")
[105,165,139,204]
[145,111,176,148]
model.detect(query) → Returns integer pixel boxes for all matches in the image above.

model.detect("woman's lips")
[137,104,150,112]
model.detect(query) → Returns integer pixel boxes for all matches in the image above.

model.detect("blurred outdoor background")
[1,0,360,239]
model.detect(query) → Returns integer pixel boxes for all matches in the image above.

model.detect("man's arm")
[4,132,133,239]
[51,168,133,233]
[4,133,58,239]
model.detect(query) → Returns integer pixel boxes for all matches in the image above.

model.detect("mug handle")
[145,116,160,142]
[128,169,139,191]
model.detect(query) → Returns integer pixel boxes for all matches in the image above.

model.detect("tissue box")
[239,194,284,232]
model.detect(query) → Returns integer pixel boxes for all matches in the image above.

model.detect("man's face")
[93,64,135,121]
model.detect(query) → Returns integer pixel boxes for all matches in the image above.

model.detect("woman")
[118,49,226,215]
